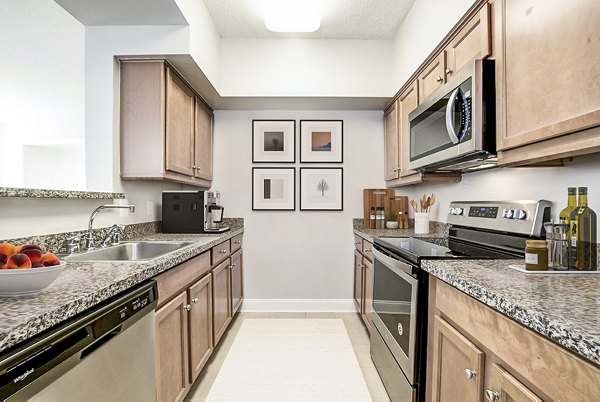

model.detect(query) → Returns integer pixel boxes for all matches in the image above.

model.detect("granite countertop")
[0,226,243,354]
[353,218,448,242]
[422,259,600,366]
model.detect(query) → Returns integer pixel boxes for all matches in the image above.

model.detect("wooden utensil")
[410,199,418,212]
[425,196,431,212]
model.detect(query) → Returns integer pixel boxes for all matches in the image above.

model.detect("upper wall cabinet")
[120,60,214,187]
[495,0,600,165]
[418,4,491,104]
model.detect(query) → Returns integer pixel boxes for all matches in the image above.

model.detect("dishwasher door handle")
[79,326,122,360]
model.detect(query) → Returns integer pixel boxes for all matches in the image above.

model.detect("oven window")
[373,258,414,358]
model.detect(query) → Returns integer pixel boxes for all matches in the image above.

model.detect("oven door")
[372,248,419,384]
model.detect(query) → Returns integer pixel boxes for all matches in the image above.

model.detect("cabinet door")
[353,251,363,313]
[446,3,491,78]
[496,0,600,151]
[418,52,445,102]
[188,274,213,384]
[398,81,419,178]
[212,240,231,267]
[165,67,194,177]
[431,315,484,402]
[486,363,542,402]
[230,250,243,315]
[384,101,400,181]
[155,291,189,402]
[194,98,213,181]
[362,257,373,332]
[212,258,231,346]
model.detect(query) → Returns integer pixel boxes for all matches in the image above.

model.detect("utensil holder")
[414,212,430,234]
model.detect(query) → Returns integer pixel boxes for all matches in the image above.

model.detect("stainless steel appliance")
[408,59,496,172]
[0,281,158,401]
[370,200,551,401]
[162,190,230,233]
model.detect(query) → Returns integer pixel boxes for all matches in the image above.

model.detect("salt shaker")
[544,222,555,267]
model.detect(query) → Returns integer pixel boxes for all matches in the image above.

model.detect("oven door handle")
[373,249,419,286]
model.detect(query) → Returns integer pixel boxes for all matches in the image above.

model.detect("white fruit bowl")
[0,261,65,297]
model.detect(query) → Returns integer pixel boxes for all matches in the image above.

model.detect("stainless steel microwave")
[408,59,496,172]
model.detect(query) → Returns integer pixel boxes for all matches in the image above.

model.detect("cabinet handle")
[355,241,361,245]
[464,368,477,379]
[234,240,241,244]
[364,248,371,252]
[219,249,227,254]
[183,304,191,312]
[192,165,197,169]
[445,68,453,75]
[484,390,499,402]
[436,76,443,83]
[192,298,199,304]
[195,166,201,170]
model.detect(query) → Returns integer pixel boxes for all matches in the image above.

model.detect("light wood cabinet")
[431,315,484,402]
[155,291,189,402]
[384,101,400,181]
[188,274,213,383]
[353,238,374,332]
[230,249,243,315]
[212,258,231,346]
[418,53,446,102]
[487,363,542,402]
[120,59,213,187]
[429,278,600,401]
[494,0,600,165]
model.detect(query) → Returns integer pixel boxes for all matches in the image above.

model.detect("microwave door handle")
[445,87,462,144]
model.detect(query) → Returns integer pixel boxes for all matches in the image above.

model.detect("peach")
[32,263,45,268]
[21,248,43,264]
[0,243,18,264]
[0,264,6,270]
[19,244,42,253]
[6,253,32,269]
[41,252,61,267]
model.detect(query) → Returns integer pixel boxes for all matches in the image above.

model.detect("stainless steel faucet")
[85,204,135,250]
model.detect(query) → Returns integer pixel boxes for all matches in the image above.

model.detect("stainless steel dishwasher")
[0,280,158,401]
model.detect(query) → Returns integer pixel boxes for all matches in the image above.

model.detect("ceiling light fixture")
[263,0,321,33]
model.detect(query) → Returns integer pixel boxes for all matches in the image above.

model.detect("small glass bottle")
[375,207,385,229]
[369,207,376,229]
[525,240,549,271]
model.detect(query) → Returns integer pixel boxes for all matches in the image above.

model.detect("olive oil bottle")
[569,187,597,270]
[559,187,577,223]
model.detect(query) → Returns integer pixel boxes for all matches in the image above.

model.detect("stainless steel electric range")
[370,200,552,402]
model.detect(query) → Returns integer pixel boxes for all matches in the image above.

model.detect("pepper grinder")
[544,222,555,267]
[552,223,570,270]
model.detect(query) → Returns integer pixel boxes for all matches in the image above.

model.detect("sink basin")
[65,241,194,262]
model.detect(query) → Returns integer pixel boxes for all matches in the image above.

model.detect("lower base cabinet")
[154,235,244,402]
[353,236,373,332]
[429,278,600,401]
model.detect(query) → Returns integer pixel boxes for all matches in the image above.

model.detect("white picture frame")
[252,120,295,163]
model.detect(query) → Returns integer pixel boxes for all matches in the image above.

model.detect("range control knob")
[502,208,513,219]
[453,207,464,215]
[514,209,527,220]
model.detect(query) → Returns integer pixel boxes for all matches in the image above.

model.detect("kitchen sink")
[64,241,194,262]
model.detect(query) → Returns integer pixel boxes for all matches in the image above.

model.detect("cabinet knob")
[192,165,197,169]
[195,166,201,170]
[192,298,199,304]
[364,248,371,252]
[183,304,191,311]
[436,76,443,83]
[355,241,361,245]
[445,68,453,75]
[234,240,241,244]
[464,368,477,379]
[219,249,227,254]
[484,390,499,402]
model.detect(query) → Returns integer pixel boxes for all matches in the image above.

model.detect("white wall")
[0,0,85,190]
[400,154,600,223]
[391,0,477,89]
[212,110,385,308]
[220,39,394,97]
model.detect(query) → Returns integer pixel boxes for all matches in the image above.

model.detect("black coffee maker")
[162,191,230,233]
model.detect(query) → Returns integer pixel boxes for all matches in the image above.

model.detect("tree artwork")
[317,178,329,196]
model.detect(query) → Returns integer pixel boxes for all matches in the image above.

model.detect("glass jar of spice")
[525,240,549,271]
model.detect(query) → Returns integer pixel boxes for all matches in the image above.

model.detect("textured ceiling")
[203,0,416,39]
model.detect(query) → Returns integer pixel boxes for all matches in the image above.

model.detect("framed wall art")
[252,167,296,210]
[299,168,343,211]
[252,120,295,163]
[299,120,343,163]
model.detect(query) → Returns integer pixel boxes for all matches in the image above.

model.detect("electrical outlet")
[146,201,153,217]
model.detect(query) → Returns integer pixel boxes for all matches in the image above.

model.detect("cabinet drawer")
[155,252,211,308]
[354,235,363,252]
[230,234,243,253]
[211,240,231,266]
[362,240,374,262]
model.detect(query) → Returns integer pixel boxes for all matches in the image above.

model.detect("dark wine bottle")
[569,187,597,270]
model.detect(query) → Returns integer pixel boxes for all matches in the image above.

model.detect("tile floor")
[185,313,390,402]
